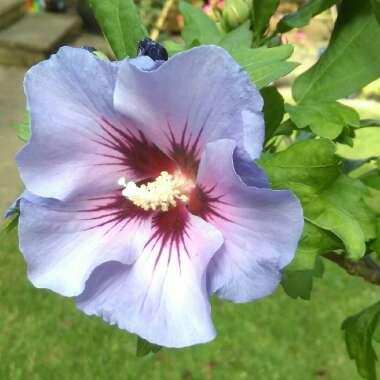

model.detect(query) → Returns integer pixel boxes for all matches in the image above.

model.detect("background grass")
[0,230,379,380]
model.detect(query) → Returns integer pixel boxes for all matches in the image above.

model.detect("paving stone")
[0,0,25,31]
[0,12,82,66]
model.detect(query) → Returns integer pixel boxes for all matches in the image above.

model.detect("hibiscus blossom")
[14,45,303,348]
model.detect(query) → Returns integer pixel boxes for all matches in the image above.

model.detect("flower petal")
[114,45,264,162]
[233,149,269,188]
[17,47,144,201]
[196,139,304,303]
[5,190,47,218]
[19,194,152,297]
[77,212,223,348]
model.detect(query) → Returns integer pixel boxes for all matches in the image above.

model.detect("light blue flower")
[14,45,303,348]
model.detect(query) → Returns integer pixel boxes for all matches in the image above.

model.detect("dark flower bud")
[137,37,168,61]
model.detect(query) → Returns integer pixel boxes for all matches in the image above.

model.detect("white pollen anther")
[118,171,194,212]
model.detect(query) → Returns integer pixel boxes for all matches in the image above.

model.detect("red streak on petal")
[144,204,190,270]
[92,118,177,179]
[188,185,231,223]
[80,192,152,235]
[166,119,203,179]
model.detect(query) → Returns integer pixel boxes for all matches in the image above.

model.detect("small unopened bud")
[223,0,251,30]
[137,37,168,61]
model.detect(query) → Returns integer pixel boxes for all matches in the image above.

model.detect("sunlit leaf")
[259,140,376,259]
[11,112,30,142]
[219,21,252,49]
[229,45,298,88]
[90,0,147,59]
[293,0,380,103]
[336,127,380,160]
[286,102,360,139]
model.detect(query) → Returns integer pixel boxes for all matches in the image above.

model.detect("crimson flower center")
[118,171,196,212]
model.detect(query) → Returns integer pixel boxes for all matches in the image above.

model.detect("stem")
[150,0,176,41]
[323,252,380,286]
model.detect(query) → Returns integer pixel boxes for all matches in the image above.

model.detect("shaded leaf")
[261,86,284,143]
[286,101,360,140]
[0,210,19,237]
[277,0,337,33]
[362,173,380,191]
[90,0,147,59]
[136,337,161,357]
[229,45,298,89]
[282,253,327,300]
[281,270,313,300]
[252,0,280,41]
[342,301,380,380]
[371,0,380,23]
[293,0,380,103]
[179,1,222,46]
[287,221,342,272]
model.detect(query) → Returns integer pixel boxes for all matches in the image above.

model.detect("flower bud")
[223,0,251,30]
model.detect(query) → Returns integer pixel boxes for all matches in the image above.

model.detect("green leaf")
[179,1,222,47]
[282,253,327,300]
[370,218,380,255]
[261,86,284,143]
[163,40,186,56]
[90,0,147,60]
[287,221,342,272]
[11,112,30,142]
[277,0,337,33]
[371,0,380,23]
[336,127,380,160]
[136,337,161,357]
[259,140,376,259]
[342,301,380,380]
[229,45,298,89]
[252,0,280,41]
[286,102,360,140]
[0,210,19,237]
[362,173,380,191]
[316,176,377,242]
[293,0,380,103]
[219,21,252,49]
[258,139,342,193]
[281,270,313,300]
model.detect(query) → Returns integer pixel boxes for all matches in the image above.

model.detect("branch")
[323,252,380,286]
[150,0,176,41]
